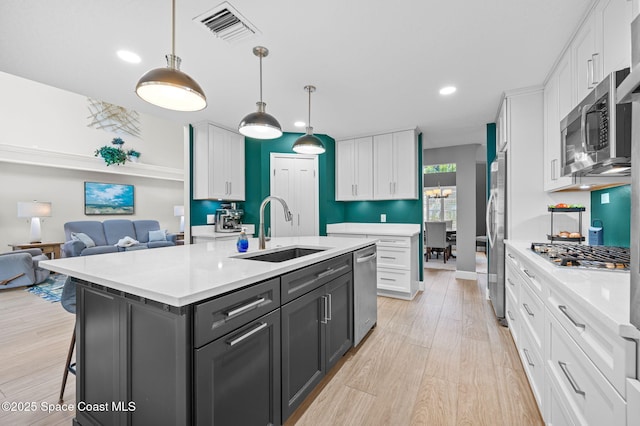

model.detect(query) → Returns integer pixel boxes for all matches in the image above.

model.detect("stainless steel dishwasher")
[353,244,377,346]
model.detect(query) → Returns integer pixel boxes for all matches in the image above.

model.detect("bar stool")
[58,277,76,404]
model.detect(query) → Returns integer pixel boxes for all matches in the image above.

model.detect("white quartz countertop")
[505,240,636,338]
[40,236,377,307]
[326,222,420,237]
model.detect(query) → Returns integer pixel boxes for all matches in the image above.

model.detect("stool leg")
[58,325,76,404]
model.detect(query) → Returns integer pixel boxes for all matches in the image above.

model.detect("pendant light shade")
[239,46,282,139]
[135,0,206,112]
[293,85,325,155]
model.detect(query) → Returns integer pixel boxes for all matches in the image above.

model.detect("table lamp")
[174,205,184,232]
[17,201,52,243]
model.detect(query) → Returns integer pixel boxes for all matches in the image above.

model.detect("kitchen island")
[40,236,377,426]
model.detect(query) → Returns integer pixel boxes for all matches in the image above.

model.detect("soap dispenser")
[236,227,249,252]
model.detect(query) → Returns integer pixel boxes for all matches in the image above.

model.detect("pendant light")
[292,85,325,154]
[135,0,207,112]
[238,46,282,139]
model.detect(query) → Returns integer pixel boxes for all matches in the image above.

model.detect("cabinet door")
[596,0,632,76]
[281,285,326,420]
[227,131,245,200]
[573,14,597,102]
[392,130,417,199]
[353,136,373,199]
[335,139,355,201]
[373,133,394,199]
[325,272,353,371]
[209,124,228,198]
[195,309,281,426]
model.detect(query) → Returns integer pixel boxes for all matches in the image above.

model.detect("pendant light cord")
[259,53,263,103]
[171,0,176,57]
[307,86,312,128]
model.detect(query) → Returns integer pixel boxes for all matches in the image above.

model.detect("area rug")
[26,274,68,303]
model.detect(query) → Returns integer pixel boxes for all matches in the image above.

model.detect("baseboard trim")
[455,270,478,281]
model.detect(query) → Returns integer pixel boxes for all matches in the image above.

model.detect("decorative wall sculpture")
[87,98,141,137]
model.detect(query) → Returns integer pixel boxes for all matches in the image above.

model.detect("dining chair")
[425,221,451,263]
[58,276,76,404]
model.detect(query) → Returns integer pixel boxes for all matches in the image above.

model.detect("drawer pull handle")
[523,303,534,317]
[227,322,268,346]
[558,305,586,330]
[356,253,377,263]
[380,256,396,260]
[225,298,266,318]
[317,264,349,279]
[558,361,585,396]
[523,269,535,279]
[507,253,515,260]
[523,348,535,367]
[507,278,515,287]
[507,310,515,321]
[381,277,396,282]
[379,240,398,243]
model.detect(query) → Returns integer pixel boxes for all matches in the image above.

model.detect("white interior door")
[270,153,318,238]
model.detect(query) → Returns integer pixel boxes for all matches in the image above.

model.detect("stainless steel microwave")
[560,68,632,176]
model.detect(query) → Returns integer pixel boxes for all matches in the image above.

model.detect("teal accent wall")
[342,134,424,280]
[590,185,631,247]
[486,123,496,200]
[243,132,345,235]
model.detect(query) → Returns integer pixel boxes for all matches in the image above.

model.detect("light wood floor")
[0,255,542,425]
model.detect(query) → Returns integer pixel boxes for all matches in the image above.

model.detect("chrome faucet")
[258,196,293,249]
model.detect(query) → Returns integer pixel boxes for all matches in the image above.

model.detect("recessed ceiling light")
[439,86,457,95]
[117,50,141,64]
[294,121,306,128]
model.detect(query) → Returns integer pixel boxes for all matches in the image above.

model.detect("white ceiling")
[0,0,591,147]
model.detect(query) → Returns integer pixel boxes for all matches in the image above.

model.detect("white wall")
[0,72,185,253]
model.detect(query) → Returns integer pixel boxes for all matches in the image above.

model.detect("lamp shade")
[136,55,207,112]
[17,201,52,218]
[292,131,326,154]
[239,102,283,139]
[173,205,185,216]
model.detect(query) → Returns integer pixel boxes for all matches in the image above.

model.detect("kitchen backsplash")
[590,185,631,247]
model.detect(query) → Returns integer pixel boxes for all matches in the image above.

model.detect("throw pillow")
[148,229,167,242]
[71,232,96,248]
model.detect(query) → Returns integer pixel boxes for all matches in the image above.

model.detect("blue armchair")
[0,248,50,289]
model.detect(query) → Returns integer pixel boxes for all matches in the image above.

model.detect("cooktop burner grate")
[530,242,630,271]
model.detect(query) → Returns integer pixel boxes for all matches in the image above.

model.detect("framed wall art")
[84,182,134,215]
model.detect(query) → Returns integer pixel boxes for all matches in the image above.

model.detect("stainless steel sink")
[234,246,327,263]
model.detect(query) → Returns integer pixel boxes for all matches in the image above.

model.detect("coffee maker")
[215,208,243,232]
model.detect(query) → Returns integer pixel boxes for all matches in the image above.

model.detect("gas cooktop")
[530,242,630,271]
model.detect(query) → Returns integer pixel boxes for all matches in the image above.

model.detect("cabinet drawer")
[518,322,544,408]
[505,260,521,303]
[505,283,520,344]
[377,268,410,293]
[519,277,544,353]
[376,246,410,269]
[517,260,544,297]
[371,235,410,248]
[546,314,626,426]
[281,254,352,304]
[194,278,280,348]
[547,284,635,397]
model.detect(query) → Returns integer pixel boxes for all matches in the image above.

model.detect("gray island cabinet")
[41,236,374,426]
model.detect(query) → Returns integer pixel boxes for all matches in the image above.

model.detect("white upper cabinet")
[496,98,509,152]
[542,0,632,192]
[335,136,373,201]
[373,129,418,200]
[192,122,245,201]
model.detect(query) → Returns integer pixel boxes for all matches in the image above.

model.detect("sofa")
[0,248,50,289]
[62,220,177,257]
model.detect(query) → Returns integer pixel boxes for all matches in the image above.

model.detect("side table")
[10,242,63,259]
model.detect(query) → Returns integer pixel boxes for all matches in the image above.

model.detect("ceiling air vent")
[194,2,259,43]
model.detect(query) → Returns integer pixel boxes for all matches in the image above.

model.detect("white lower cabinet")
[546,311,626,425]
[505,245,633,425]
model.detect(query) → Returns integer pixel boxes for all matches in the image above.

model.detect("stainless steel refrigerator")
[486,151,507,326]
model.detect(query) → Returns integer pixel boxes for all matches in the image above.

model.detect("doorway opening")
[423,163,457,264]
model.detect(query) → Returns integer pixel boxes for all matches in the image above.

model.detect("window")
[423,186,457,229]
